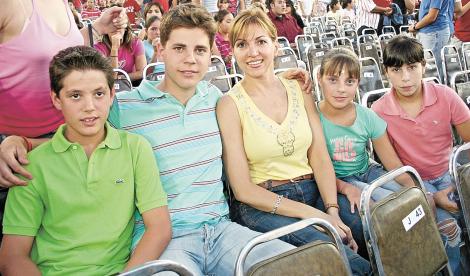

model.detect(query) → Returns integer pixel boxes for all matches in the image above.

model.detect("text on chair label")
[402,204,425,231]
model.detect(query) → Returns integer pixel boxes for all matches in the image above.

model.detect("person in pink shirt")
[371,35,470,275]
[214,9,234,72]
[95,24,147,81]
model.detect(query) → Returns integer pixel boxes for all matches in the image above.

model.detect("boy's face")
[386,62,425,98]
[219,1,230,10]
[160,27,211,95]
[51,70,115,144]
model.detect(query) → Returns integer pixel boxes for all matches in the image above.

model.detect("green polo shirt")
[3,123,167,276]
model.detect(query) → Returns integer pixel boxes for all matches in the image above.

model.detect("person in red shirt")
[123,0,142,25]
[267,0,302,45]
[81,0,102,20]
[452,0,470,47]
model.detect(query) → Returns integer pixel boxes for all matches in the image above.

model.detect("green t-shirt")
[320,103,387,178]
[3,123,167,276]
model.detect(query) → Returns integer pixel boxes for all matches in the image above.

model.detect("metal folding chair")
[113,69,132,93]
[360,88,389,108]
[424,49,441,81]
[295,35,314,64]
[463,42,470,71]
[235,218,352,276]
[441,45,464,86]
[276,36,290,48]
[119,260,193,276]
[360,166,452,275]
[143,62,165,81]
[359,57,385,97]
[450,70,470,109]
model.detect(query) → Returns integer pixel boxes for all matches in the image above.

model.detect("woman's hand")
[94,6,128,35]
[324,212,358,252]
[338,179,363,213]
[0,136,32,187]
[280,68,312,93]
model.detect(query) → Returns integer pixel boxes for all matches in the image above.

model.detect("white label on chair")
[316,52,325,57]
[451,58,457,63]
[208,66,217,73]
[366,45,373,50]
[157,75,164,80]
[114,83,120,89]
[281,57,291,62]
[402,204,425,232]
[364,72,374,78]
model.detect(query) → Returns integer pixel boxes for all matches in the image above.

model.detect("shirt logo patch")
[432,120,438,125]
[115,178,125,185]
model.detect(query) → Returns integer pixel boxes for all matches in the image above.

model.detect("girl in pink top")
[214,10,234,71]
[95,24,147,81]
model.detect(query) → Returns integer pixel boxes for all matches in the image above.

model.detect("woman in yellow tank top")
[216,8,371,274]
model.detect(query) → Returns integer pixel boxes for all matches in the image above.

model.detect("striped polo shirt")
[108,80,229,233]
[356,0,380,29]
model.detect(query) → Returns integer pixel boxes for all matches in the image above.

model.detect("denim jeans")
[417,27,451,83]
[231,179,372,276]
[423,172,462,276]
[158,219,295,275]
[341,163,404,202]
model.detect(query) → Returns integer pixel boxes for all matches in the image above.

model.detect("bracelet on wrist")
[20,136,33,152]
[271,195,284,214]
[325,203,340,211]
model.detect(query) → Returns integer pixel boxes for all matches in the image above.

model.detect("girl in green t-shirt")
[317,48,414,204]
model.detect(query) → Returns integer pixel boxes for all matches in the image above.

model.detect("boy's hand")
[280,68,312,93]
[433,186,459,214]
[0,136,32,187]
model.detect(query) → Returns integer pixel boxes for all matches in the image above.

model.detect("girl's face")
[318,68,359,109]
[146,5,163,21]
[219,13,234,34]
[334,2,341,10]
[219,1,230,10]
[233,24,277,79]
[147,20,161,41]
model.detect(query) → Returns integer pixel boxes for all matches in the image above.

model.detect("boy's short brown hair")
[49,46,114,96]
[160,4,217,48]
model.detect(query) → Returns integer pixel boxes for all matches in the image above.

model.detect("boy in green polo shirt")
[0,46,171,276]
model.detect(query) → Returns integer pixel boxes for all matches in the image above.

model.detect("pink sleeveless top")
[0,0,83,137]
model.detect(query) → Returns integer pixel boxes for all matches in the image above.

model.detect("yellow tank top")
[228,77,313,184]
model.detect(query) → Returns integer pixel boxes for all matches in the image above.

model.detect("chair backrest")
[295,35,314,64]
[378,33,394,53]
[274,47,298,71]
[399,25,411,34]
[423,76,441,84]
[357,34,381,67]
[232,56,243,75]
[423,49,441,81]
[360,166,451,276]
[119,260,194,276]
[463,42,470,70]
[320,32,337,48]
[277,36,290,48]
[306,44,329,75]
[203,56,232,93]
[360,88,389,108]
[449,142,470,246]
[360,27,377,37]
[113,68,132,93]
[332,37,354,52]
[359,57,384,96]
[143,62,165,81]
[441,45,464,85]
[235,218,352,276]
[450,70,470,109]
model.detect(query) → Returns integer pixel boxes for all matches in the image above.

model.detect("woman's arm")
[372,134,415,187]
[80,6,128,46]
[216,95,328,219]
[129,53,147,81]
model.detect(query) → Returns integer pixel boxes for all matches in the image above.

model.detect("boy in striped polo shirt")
[108,4,297,275]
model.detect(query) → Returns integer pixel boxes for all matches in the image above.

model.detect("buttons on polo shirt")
[72,145,78,150]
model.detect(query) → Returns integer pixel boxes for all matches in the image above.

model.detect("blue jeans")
[231,179,372,276]
[341,164,404,202]
[417,27,451,83]
[423,172,462,276]
[158,219,295,275]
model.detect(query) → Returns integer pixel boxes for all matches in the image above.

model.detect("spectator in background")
[143,0,170,12]
[452,0,470,48]
[214,9,234,72]
[218,0,231,11]
[356,0,392,35]
[228,0,246,14]
[95,24,147,82]
[326,0,342,23]
[82,0,102,20]
[340,0,356,22]
[409,0,452,82]
[143,16,162,63]
[268,0,303,45]
[123,0,142,25]
[138,2,164,39]
[203,0,220,14]
[298,0,313,18]
[286,0,305,29]
[392,0,415,26]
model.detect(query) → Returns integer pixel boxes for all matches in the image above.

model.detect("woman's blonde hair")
[229,7,277,48]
